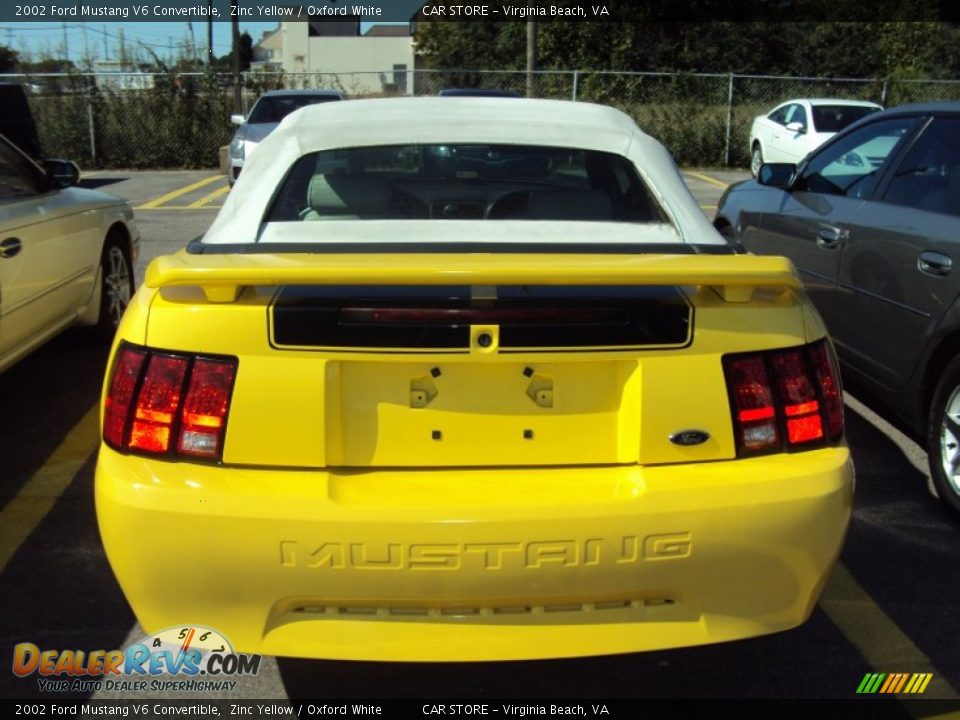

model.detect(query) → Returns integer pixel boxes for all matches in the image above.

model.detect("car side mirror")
[785,121,806,134]
[42,159,81,189]
[230,114,245,125]
[757,163,797,190]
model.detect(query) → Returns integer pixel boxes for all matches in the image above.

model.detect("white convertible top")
[203,97,723,246]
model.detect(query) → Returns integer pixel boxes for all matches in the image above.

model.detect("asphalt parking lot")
[1,169,959,712]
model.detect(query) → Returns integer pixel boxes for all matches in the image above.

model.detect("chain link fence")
[7,69,960,169]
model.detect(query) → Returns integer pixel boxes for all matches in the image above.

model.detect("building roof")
[363,24,412,37]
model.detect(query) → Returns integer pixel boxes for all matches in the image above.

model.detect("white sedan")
[228,89,344,185]
[748,98,882,176]
[0,134,139,373]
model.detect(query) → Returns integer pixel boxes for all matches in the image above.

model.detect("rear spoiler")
[145,250,801,304]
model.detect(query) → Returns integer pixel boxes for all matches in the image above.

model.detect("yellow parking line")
[136,175,223,209]
[134,205,223,211]
[0,404,99,574]
[820,562,960,702]
[685,171,730,189]
[188,184,230,208]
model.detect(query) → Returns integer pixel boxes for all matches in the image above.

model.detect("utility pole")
[525,21,537,98]
[187,21,196,65]
[231,2,241,113]
[62,23,69,65]
[102,25,108,60]
[81,24,91,69]
[207,6,214,66]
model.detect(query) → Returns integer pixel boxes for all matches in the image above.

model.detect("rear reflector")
[104,344,237,462]
[723,339,843,457]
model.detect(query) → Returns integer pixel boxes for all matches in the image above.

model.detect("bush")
[30,72,234,169]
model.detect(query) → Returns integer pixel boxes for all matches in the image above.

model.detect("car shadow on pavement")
[78,178,129,190]
[0,328,111,497]
[0,328,137,701]
[840,403,960,697]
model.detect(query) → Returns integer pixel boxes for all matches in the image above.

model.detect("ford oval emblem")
[670,430,710,446]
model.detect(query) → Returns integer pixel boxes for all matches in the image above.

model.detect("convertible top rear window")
[265,144,668,224]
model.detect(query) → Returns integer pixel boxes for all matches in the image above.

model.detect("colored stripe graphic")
[856,672,932,694]
[856,673,886,694]
[909,673,933,694]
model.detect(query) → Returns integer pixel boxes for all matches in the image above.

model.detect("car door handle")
[0,237,22,259]
[918,251,952,277]
[816,227,847,249]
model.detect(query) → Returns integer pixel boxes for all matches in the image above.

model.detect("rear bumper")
[95,446,853,661]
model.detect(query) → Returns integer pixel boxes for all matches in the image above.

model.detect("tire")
[750,144,763,178]
[925,355,960,514]
[716,222,735,241]
[96,232,134,338]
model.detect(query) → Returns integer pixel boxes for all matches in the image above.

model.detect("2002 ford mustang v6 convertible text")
[96,98,854,661]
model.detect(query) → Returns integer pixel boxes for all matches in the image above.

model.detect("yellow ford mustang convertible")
[96,98,853,662]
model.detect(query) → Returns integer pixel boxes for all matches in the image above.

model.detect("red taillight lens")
[177,359,237,458]
[103,344,238,462]
[724,356,780,452]
[770,349,823,445]
[129,355,189,453]
[723,339,843,457]
[103,347,147,448]
[810,341,844,441]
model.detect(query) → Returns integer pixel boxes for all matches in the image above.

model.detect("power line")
[2,21,256,61]
[0,23,179,49]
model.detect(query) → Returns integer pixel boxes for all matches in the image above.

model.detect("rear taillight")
[103,344,238,461]
[723,339,843,457]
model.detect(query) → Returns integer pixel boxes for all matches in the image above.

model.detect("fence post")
[572,70,579,102]
[881,78,889,107]
[724,74,735,167]
[87,97,96,167]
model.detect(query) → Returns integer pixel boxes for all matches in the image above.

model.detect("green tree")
[239,31,253,71]
[0,45,19,72]
[415,19,960,79]
[416,22,526,69]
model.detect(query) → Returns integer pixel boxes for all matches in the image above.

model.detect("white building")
[91,60,155,91]
[263,21,415,96]
[251,27,284,72]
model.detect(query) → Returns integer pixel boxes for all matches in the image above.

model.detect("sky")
[0,22,282,66]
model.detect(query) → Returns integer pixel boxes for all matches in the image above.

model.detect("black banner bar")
[0,0,954,23]
[2,699,957,720]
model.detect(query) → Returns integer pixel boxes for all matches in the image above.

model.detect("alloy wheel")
[939,384,960,496]
[103,245,132,327]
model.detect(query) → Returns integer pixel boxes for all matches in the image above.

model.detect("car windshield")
[266,143,668,223]
[810,105,880,133]
[247,95,340,124]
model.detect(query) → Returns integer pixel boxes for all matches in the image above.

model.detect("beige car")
[0,134,139,372]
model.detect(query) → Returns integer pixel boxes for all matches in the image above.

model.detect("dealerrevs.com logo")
[12,626,261,693]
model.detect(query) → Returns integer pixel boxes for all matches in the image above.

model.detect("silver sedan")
[0,134,139,373]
